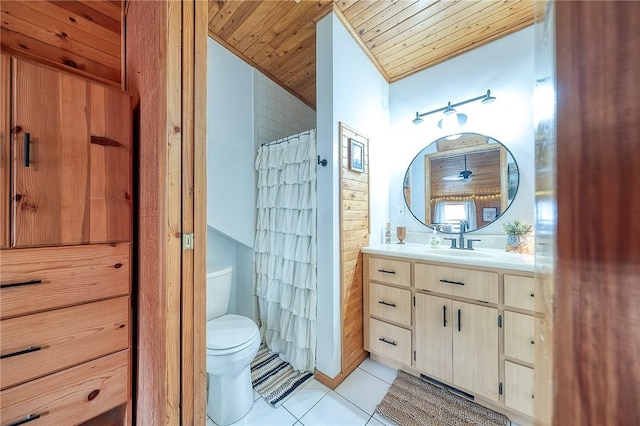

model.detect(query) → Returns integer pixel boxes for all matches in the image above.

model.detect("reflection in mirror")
[403,133,519,233]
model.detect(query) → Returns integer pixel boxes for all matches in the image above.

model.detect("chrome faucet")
[458,220,467,249]
[444,220,481,250]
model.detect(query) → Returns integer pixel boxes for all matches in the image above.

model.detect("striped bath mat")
[250,345,314,407]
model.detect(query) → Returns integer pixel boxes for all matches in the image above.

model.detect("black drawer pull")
[1,346,42,359]
[0,279,42,289]
[379,337,397,346]
[378,300,397,307]
[24,132,31,167]
[440,279,465,286]
[9,414,41,426]
[378,269,396,275]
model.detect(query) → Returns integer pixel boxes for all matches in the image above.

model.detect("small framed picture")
[482,207,498,222]
[349,138,365,173]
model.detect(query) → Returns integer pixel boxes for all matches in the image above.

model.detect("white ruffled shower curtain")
[254,129,317,372]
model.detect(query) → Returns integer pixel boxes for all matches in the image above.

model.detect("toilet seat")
[207,314,260,356]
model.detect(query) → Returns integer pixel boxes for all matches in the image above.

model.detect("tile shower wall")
[254,71,316,148]
[252,70,316,322]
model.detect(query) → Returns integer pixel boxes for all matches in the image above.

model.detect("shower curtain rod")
[261,129,314,147]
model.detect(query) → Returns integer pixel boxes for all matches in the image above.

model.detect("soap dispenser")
[430,226,441,248]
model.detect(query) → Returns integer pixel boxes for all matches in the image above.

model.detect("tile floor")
[206,357,397,426]
[206,357,520,426]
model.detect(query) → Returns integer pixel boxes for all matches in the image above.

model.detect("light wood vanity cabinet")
[364,250,538,423]
[0,56,132,425]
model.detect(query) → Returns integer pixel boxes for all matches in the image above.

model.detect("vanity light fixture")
[412,90,496,129]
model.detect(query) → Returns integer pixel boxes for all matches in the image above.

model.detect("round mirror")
[403,133,519,233]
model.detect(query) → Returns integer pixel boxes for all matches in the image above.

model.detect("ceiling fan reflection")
[443,155,473,182]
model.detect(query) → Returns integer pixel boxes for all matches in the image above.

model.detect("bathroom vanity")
[362,243,542,425]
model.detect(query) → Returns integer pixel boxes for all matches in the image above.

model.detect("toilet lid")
[207,314,259,350]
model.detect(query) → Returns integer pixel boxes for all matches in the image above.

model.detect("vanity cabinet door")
[452,301,499,402]
[504,311,535,364]
[415,293,453,382]
[505,361,535,417]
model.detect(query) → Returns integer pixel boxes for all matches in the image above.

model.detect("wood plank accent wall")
[0,55,9,248]
[0,1,123,88]
[339,123,370,380]
[554,2,640,425]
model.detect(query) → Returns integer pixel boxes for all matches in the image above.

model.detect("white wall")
[207,38,255,248]
[388,27,535,237]
[316,13,390,377]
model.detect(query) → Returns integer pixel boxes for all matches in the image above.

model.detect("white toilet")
[206,265,261,425]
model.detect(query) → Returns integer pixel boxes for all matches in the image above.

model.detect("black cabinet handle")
[1,346,42,359]
[377,269,396,275]
[0,279,42,289]
[378,300,396,308]
[8,414,41,426]
[458,309,461,332]
[440,279,464,286]
[443,305,447,327]
[378,337,397,346]
[24,132,30,167]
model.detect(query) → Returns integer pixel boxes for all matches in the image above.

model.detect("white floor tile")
[358,358,398,385]
[283,379,330,419]
[299,391,370,426]
[366,416,386,426]
[372,412,396,426]
[335,368,391,415]
[253,390,261,401]
[207,417,216,426]
[229,397,297,426]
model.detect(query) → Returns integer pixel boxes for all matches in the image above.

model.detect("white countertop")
[362,243,535,272]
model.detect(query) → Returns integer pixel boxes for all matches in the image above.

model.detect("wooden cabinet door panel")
[369,283,411,326]
[505,361,535,417]
[504,311,535,364]
[1,55,10,248]
[89,84,131,243]
[415,293,453,382]
[452,301,499,401]
[12,58,90,247]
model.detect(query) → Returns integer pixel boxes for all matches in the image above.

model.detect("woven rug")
[376,370,509,426]
[250,345,314,407]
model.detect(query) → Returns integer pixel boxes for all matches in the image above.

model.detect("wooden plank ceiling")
[0,1,123,87]
[208,0,535,109]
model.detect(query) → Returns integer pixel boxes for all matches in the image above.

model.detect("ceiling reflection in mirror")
[403,133,519,233]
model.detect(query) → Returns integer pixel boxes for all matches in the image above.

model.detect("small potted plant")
[502,219,533,253]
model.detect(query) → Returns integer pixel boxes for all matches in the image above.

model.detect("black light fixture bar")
[413,90,495,124]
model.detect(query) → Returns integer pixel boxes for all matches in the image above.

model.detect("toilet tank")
[206,265,233,321]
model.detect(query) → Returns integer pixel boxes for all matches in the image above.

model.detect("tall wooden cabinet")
[0,56,133,425]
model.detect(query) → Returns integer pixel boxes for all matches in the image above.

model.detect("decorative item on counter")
[430,226,441,248]
[385,223,392,244]
[397,227,407,244]
[502,219,533,253]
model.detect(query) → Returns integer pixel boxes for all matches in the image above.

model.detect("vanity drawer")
[368,257,410,287]
[504,275,536,311]
[1,296,130,390]
[369,283,411,326]
[414,263,498,303]
[504,361,535,418]
[0,243,130,319]
[504,311,535,364]
[368,318,411,366]
[0,350,129,426]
